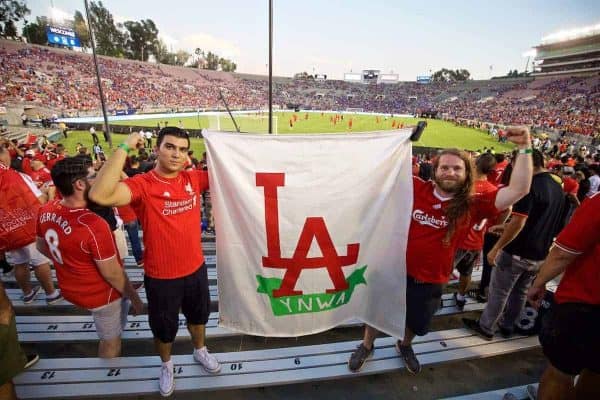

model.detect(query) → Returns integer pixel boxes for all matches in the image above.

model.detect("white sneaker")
[193,346,221,373]
[159,364,174,397]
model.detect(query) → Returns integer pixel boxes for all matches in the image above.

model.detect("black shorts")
[539,302,600,375]
[454,249,480,277]
[406,275,444,336]
[144,265,211,343]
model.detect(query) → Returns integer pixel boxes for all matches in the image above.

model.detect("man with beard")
[89,127,220,397]
[36,157,143,358]
[348,127,533,374]
[453,152,508,310]
[73,155,128,261]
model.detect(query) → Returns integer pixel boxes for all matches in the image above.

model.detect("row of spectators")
[1,41,598,137]
[1,126,599,398]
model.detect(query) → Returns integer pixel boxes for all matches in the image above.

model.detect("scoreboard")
[362,69,380,81]
[46,26,81,48]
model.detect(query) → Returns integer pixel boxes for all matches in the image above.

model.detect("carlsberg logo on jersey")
[203,129,413,338]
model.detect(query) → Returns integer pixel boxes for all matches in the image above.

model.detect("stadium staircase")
[4,232,547,399]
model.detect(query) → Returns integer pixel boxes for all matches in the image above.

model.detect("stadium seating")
[1,39,597,137]
[7,234,555,399]
[13,290,488,343]
[15,329,540,399]
[441,383,539,400]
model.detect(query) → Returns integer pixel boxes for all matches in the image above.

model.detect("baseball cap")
[561,166,575,175]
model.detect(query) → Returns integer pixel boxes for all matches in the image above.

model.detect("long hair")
[433,149,474,244]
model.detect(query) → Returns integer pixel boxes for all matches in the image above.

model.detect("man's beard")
[434,176,466,194]
[83,180,93,206]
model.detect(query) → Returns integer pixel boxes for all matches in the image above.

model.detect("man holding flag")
[89,127,220,397]
[348,127,533,374]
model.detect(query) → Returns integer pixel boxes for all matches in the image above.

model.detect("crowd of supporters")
[1,40,598,138]
[1,121,599,398]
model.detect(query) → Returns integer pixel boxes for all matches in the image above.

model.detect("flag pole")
[268,0,273,134]
[84,0,112,148]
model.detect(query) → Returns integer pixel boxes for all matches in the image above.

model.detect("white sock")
[456,293,465,301]
[162,359,173,369]
[46,290,59,299]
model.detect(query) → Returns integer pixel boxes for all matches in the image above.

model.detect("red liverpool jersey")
[0,165,42,252]
[488,159,508,186]
[116,204,137,224]
[28,167,52,187]
[553,193,600,305]
[406,177,499,283]
[36,201,122,309]
[124,169,208,279]
[458,179,499,251]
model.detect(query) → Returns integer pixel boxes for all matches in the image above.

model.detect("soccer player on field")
[89,127,221,397]
[348,127,533,374]
[36,158,142,358]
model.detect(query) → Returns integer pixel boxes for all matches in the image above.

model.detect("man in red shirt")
[453,153,505,310]
[348,127,533,374]
[487,153,509,186]
[558,166,580,209]
[0,146,61,305]
[28,160,56,201]
[89,127,220,397]
[527,192,600,400]
[45,144,66,171]
[36,157,142,358]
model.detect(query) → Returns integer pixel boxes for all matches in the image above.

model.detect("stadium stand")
[2,35,598,399]
[533,23,600,76]
[1,39,598,138]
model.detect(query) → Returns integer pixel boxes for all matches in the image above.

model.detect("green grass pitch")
[58,112,513,157]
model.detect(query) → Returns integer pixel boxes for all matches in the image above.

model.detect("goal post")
[207,113,278,134]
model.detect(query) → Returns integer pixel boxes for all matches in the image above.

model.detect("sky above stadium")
[28,0,600,80]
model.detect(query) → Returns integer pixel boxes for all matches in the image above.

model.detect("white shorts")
[90,298,131,340]
[113,228,129,260]
[5,242,50,267]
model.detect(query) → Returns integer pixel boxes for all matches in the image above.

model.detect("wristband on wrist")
[118,143,131,153]
[518,148,532,154]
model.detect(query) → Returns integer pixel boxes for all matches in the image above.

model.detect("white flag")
[204,129,413,338]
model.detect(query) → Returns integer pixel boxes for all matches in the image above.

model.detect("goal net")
[207,113,278,134]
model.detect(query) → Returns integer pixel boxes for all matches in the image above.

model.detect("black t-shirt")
[88,203,118,231]
[124,167,143,177]
[419,162,433,181]
[504,172,566,260]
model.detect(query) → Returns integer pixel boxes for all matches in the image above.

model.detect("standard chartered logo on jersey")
[255,172,367,317]
[162,195,196,216]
